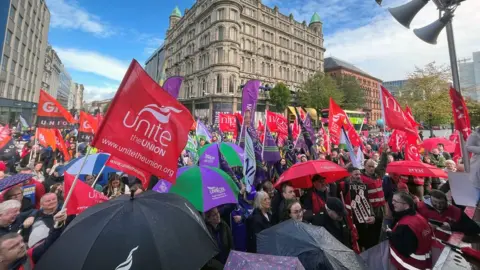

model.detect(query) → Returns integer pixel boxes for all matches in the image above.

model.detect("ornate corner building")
[161,0,325,124]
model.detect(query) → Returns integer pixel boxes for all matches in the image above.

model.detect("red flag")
[218,113,236,133]
[318,125,331,154]
[296,107,306,121]
[388,130,407,153]
[37,128,57,151]
[449,87,471,140]
[405,105,420,127]
[405,134,421,161]
[91,60,194,183]
[78,111,98,142]
[450,132,462,163]
[266,111,288,136]
[291,119,300,140]
[54,129,70,161]
[64,172,108,215]
[36,90,75,128]
[258,120,265,143]
[328,98,347,145]
[380,86,416,135]
[0,125,11,150]
[346,124,362,147]
[106,156,151,189]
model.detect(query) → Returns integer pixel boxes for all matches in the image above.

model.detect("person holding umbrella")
[312,197,352,249]
[301,175,329,221]
[386,192,433,270]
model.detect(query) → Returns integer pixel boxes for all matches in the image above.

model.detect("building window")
[216,74,223,93]
[218,26,225,40]
[5,30,12,46]
[229,27,237,40]
[14,86,19,100]
[202,78,206,94]
[217,48,224,63]
[2,56,9,71]
[21,88,26,101]
[10,60,16,74]
[18,15,23,26]
[229,75,235,93]
[217,8,225,20]
[9,5,16,19]
[7,84,13,99]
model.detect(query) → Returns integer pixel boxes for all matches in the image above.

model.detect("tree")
[268,82,291,112]
[298,72,343,111]
[466,98,480,127]
[336,76,365,110]
[397,62,452,125]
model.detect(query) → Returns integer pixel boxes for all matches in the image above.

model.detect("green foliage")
[336,76,365,110]
[398,62,452,125]
[103,101,111,113]
[268,82,291,112]
[298,72,344,111]
[466,98,480,127]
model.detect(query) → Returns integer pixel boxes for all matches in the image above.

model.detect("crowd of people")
[0,125,479,269]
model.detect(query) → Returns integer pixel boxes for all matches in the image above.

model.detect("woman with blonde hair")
[246,191,272,253]
[102,174,130,199]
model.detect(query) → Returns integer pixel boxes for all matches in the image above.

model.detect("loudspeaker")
[388,0,430,29]
[413,12,453,44]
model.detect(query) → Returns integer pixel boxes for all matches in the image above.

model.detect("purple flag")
[303,113,316,143]
[263,126,281,164]
[162,76,184,99]
[241,80,260,127]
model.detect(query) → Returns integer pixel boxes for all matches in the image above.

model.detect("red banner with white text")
[266,110,288,136]
[218,113,236,133]
[64,172,109,215]
[36,90,75,128]
[381,86,416,135]
[449,87,471,140]
[91,60,193,183]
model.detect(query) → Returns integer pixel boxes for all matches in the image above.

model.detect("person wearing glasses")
[281,199,304,222]
[386,192,432,270]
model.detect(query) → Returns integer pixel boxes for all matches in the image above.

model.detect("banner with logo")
[22,184,36,206]
[380,86,416,135]
[78,111,97,142]
[263,125,281,164]
[36,90,75,128]
[162,76,184,99]
[405,134,421,161]
[241,80,260,128]
[243,130,256,193]
[449,87,471,140]
[328,98,347,145]
[219,113,236,133]
[266,111,288,136]
[54,129,71,161]
[64,172,109,215]
[106,155,151,189]
[388,130,407,153]
[37,128,57,150]
[91,60,194,183]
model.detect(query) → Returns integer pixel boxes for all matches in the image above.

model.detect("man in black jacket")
[313,198,352,248]
[271,182,296,224]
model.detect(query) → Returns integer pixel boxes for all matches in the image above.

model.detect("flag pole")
[92,164,106,187]
[55,149,91,227]
[378,84,388,141]
[29,129,39,165]
[261,110,267,159]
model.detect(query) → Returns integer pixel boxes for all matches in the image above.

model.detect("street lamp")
[384,0,469,171]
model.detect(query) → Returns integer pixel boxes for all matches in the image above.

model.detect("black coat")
[246,208,272,253]
[312,212,352,248]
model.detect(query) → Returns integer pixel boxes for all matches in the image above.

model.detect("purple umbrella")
[0,174,34,192]
[225,251,305,270]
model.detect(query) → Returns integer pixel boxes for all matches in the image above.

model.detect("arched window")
[217,48,224,63]
[229,75,235,93]
[241,38,245,49]
[218,26,225,40]
[216,74,223,93]
[246,40,251,51]
[229,27,237,40]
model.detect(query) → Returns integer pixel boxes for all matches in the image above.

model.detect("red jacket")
[416,201,461,241]
[390,213,433,270]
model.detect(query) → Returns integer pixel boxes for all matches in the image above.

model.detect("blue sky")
[46,0,480,101]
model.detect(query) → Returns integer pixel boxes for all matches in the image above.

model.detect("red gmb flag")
[91,60,194,183]
[388,130,407,153]
[449,87,471,140]
[380,86,416,135]
[64,172,108,215]
[36,90,75,128]
[266,110,288,136]
[328,98,347,145]
[78,111,98,142]
[218,113,236,133]
[54,129,70,161]
[37,128,57,151]
[106,155,151,189]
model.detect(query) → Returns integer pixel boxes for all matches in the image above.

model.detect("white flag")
[243,130,256,193]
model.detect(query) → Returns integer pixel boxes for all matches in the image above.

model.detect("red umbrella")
[422,138,455,153]
[274,160,349,189]
[386,161,448,178]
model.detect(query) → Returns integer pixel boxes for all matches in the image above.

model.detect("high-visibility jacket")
[361,173,385,208]
[416,201,461,241]
[390,213,433,270]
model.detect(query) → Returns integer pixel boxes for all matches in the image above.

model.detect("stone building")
[162,1,325,123]
[324,57,382,123]
[74,83,84,111]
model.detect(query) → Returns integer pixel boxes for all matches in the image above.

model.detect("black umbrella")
[257,220,368,270]
[35,191,218,270]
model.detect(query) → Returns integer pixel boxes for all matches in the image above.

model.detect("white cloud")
[54,47,129,81]
[324,0,480,81]
[83,84,118,102]
[46,0,114,37]
[143,37,164,55]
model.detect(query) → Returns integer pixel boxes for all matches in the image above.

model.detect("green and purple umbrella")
[198,142,244,168]
[153,165,239,212]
